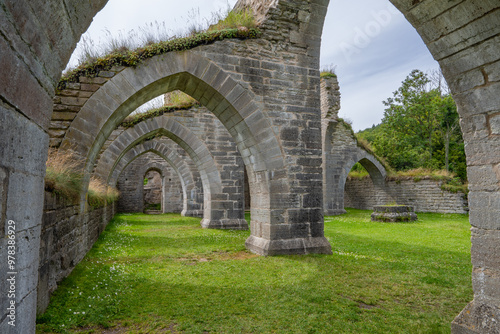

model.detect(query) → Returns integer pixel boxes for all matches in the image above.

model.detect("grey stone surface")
[37,193,116,314]
[371,205,418,222]
[345,178,469,214]
[116,153,184,214]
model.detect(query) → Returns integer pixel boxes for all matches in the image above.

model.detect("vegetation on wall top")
[58,28,260,91]
[121,91,200,128]
[121,104,199,129]
[45,149,120,207]
[320,64,337,78]
[58,7,260,91]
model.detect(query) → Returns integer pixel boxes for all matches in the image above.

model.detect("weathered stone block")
[371,205,417,222]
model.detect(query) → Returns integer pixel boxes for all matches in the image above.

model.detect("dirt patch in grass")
[212,250,259,261]
[176,251,258,264]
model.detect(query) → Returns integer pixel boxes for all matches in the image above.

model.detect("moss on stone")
[58,28,261,91]
[121,103,201,129]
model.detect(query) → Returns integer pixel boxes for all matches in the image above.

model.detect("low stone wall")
[37,192,116,314]
[344,177,468,214]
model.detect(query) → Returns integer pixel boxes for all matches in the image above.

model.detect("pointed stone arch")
[59,51,283,206]
[92,115,247,229]
[57,49,332,256]
[4,2,500,331]
[110,140,203,217]
[323,120,387,215]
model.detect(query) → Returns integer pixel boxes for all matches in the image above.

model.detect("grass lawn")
[36,209,472,333]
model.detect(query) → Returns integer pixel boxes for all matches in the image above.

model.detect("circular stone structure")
[371,205,417,223]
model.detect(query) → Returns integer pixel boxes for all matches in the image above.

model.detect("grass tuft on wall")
[58,27,261,91]
[45,149,120,206]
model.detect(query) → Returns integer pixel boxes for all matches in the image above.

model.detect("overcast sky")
[69,0,439,132]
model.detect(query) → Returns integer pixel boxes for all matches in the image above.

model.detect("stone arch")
[270,0,500,331]
[92,115,246,229]
[323,120,387,215]
[58,51,284,219]
[141,163,165,213]
[109,140,203,217]
[2,1,499,331]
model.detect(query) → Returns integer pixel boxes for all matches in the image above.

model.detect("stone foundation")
[37,192,116,314]
[371,205,417,222]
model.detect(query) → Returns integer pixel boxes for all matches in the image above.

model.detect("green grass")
[36,209,472,333]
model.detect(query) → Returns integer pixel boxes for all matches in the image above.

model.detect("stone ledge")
[200,218,249,230]
[371,205,418,223]
[324,208,347,216]
[181,209,204,218]
[245,235,333,256]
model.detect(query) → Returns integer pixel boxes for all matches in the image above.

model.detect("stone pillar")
[0,106,48,334]
[320,76,346,215]
[0,1,106,332]
[241,0,333,255]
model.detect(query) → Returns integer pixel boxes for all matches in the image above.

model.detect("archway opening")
[143,169,163,214]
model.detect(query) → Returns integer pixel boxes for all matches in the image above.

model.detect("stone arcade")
[0,1,499,333]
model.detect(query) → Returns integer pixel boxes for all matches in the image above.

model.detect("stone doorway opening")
[143,169,162,214]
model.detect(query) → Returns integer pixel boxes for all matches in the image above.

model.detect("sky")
[68,0,440,132]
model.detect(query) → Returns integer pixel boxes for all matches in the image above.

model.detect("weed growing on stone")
[121,91,201,128]
[45,149,119,206]
[37,210,472,333]
[208,7,256,31]
[59,7,260,91]
[320,64,337,78]
[45,149,83,202]
[121,104,197,129]
[58,27,260,91]
[87,177,120,208]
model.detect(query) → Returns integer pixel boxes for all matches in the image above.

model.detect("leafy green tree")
[367,69,466,180]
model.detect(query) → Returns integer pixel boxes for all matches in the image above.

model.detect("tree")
[370,69,466,180]
[436,95,460,171]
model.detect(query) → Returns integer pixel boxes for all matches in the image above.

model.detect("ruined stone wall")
[37,192,116,314]
[344,177,468,214]
[320,76,340,122]
[117,152,184,213]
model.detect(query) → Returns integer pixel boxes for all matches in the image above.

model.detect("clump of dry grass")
[45,149,120,205]
[320,64,337,78]
[208,8,256,32]
[388,168,455,181]
[45,149,83,202]
[88,177,120,208]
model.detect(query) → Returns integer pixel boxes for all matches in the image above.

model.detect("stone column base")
[245,235,333,256]
[324,209,347,216]
[451,301,500,333]
[200,218,248,230]
[182,209,204,217]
